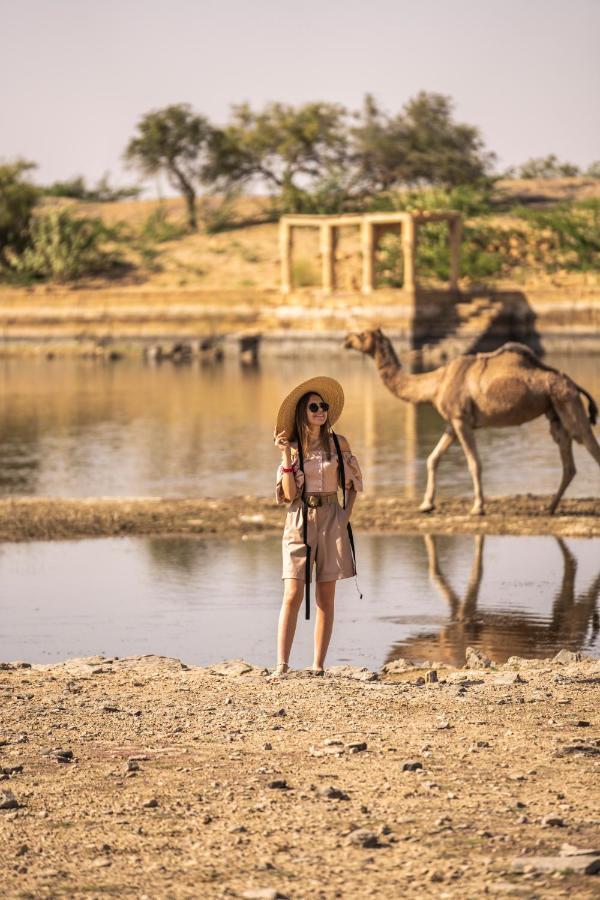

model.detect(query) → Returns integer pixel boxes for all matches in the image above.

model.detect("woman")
[272,376,363,678]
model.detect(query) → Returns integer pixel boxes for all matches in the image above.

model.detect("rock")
[541,814,565,827]
[126,760,140,773]
[425,670,438,683]
[43,749,74,763]
[380,658,415,675]
[268,780,289,790]
[512,854,600,875]
[493,672,526,685]
[0,789,19,809]
[242,889,288,900]
[346,742,367,754]
[309,745,344,758]
[327,665,378,682]
[347,829,381,848]
[0,661,31,670]
[263,743,272,751]
[553,649,582,664]
[143,798,159,808]
[273,709,286,718]
[323,739,344,746]
[402,760,423,772]
[318,785,349,800]
[1,765,23,775]
[207,659,264,677]
[464,646,492,669]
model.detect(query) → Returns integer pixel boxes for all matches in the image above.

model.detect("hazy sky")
[1,0,598,191]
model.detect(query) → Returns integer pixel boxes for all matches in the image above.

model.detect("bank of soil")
[1,652,599,898]
[0,495,598,543]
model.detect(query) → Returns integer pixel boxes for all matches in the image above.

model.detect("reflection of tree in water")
[145,538,206,575]
[386,535,600,667]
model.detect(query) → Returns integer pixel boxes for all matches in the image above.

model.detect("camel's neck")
[374,339,441,404]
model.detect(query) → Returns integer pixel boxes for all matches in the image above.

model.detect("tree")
[206,101,349,211]
[517,155,581,179]
[0,160,39,264]
[124,104,213,230]
[352,92,493,192]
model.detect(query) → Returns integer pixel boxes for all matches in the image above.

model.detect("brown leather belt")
[304,493,338,508]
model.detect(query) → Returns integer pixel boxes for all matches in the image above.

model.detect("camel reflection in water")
[386,535,600,668]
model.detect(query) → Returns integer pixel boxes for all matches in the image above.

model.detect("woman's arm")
[274,429,298,502]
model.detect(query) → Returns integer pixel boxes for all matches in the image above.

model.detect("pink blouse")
[276,435,363,505]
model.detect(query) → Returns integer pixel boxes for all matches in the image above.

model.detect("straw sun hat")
[276,376,344,439]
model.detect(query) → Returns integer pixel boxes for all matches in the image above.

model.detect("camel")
[344,329,600,514]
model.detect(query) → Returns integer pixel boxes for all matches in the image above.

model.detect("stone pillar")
[361,220,376,294]
[449,217,462,290]
[320,222,336,294]
[402,216,416,293]
[279,220,293,294]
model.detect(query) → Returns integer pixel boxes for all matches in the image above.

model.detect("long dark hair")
[292,392,331,459]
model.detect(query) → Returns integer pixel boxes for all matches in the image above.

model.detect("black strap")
[331,430,359,578]
[297,442,311,620]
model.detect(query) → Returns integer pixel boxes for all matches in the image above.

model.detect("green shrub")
[0,160,39,263]
[292,257,320,287]
[141,206,187,242]
[8,209,124,281]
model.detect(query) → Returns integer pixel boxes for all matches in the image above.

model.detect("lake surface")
[1,352,599,500]
[2,533,598,668]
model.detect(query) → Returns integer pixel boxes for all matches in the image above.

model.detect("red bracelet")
[281,465,295,473]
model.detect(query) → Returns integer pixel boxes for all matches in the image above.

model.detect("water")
[0,353,598,500]
[2,533,598,668]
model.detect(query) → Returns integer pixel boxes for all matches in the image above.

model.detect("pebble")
[242,889,287,900]
[402,760,423,772]
[464,646,492,669]
[143,798,159,808]
[263,743,272,751]
[512,854,600,875]
[425,670,438,683]
[268,780,289,790]
[0,788,19,809]
[346,741,367,753]
[346,829,381,848]
[541,814,565,827]
[318,785,350,800]
[553,649,582,664]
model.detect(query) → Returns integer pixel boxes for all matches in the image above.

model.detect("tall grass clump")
[7,209,124,281]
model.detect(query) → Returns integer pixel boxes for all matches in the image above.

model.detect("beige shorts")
[281,496,356,583]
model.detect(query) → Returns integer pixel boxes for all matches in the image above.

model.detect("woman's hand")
[274,428,292,463]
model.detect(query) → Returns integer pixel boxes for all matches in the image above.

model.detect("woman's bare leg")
[313,580,336,669]
[277,579,304,666]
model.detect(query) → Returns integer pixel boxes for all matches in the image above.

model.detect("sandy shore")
[1,652,599,898]
[0,494,598,542]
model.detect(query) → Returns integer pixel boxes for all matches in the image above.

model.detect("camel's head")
[343,328,383,357]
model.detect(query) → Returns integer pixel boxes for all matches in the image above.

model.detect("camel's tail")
[577,384,598,426]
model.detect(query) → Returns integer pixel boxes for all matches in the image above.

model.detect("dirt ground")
[1,652,599,899]
[0,495,598,543]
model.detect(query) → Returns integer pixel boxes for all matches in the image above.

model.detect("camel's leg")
[453,420,484,515]
[419,428,455,513]
[578,419,600,467]
[548,417,576,514]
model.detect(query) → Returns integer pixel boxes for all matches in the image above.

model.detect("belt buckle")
[306,495,320,508]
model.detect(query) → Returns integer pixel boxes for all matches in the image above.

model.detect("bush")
[44,173,141,202]
[7,209,124,281]
[141,206,187,242]
[292,257,320,287]
[0,160,39,263]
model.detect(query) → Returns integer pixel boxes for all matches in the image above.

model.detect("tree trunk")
[170,166,197,231]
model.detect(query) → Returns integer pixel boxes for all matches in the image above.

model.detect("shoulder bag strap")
[297,442,311,620]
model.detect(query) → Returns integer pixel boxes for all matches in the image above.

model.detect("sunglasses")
[308,401,329,413]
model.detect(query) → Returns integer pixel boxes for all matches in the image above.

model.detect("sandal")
[307,666,325,676]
